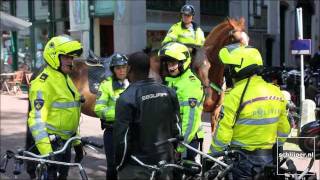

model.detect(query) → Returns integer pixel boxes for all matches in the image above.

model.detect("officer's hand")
[47,152,55,161]
[175,151,182,161]
[74,144,84,163]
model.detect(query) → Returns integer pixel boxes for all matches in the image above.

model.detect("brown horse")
[192,17,247,131]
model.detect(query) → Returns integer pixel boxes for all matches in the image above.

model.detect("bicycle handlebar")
[131,155,197,176]
[285,159,297,174]
[154,137,253,179]
[22,136,103,159]
[217,163,233,179]
[154,137,230,168]
[13,158,23,175]
[81,137,104,149]
[0,154,9,173]
[0,136,102,180]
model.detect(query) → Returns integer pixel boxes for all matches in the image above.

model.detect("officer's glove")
[74,144,84,163]
[176,145,186,154]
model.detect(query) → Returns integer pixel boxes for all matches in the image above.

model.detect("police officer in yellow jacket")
[159,42,204,161]
[94,53,129,179]
[27,35,83,179]
[210,44,291,179]
[162,5,205,48]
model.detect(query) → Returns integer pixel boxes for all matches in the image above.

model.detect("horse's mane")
[204,17,246,86]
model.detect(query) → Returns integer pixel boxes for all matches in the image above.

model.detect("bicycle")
[149,137,234,180]
[155,137,318,180]
[0,136,103,180]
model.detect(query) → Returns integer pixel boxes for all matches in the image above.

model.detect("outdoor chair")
[7,70,24,95]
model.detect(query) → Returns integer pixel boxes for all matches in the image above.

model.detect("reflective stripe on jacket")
[210,76,291,153]
[94,77,128,122]
[165,69,204,150]
[28,66,81,155]
[162,21,205,47]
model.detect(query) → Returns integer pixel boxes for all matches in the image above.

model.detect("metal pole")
[296,8,305,102]
[296,8,305,135]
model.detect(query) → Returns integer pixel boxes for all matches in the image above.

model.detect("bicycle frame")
[0,136,102,180]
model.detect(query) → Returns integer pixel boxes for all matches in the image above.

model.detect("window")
[16,0,29,19]
[0,0,11,13]
[200,0,229,16]
[55,0,69,20]
[34,0,49,20]
[147,0,185,12]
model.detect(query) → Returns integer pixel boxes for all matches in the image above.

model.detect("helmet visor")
[67,49,83,58]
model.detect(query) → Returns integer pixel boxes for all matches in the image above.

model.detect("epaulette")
[39,73,48,82]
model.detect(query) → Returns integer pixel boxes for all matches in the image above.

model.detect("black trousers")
[102,124,117,180]
[25,127,71,180]
[185,137,203,161]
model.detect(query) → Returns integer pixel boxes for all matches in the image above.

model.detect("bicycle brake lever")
[0,155,8,173]
[84,145,98,153]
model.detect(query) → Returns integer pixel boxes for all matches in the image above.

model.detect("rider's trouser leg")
[103,126,117,180]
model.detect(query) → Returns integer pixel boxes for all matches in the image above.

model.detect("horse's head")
[203,17,247,112]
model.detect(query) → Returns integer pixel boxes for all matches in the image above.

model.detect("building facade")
[89,0,320,68]
[1,0,69,72]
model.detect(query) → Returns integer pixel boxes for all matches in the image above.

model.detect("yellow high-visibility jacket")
[162,21,205,47]
[28,66,81,155]
[210,76,291,153]
[94,77,128,122]
[165,69,205,152]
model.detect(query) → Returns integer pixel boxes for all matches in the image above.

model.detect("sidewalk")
[0,94,106,179]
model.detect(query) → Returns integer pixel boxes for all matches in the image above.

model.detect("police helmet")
[298,120,320,159]
[109,53,128,72]
[43,35,83,70]
[180,5,195,16]
[219,44,263,80]
[158,42,191,75]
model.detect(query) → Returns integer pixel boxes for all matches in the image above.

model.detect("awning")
[0,11,32,31]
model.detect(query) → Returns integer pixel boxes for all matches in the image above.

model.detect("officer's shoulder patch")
[34,99,44,111]
[39,73,48,82]
[189,75,196,81]
[188,98,197,108]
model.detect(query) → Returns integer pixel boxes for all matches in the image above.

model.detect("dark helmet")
[109,53,128,72]
[298,120,320,159]
[180,5,195,16]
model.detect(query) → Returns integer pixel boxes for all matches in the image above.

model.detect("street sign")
[290,39,312,55]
